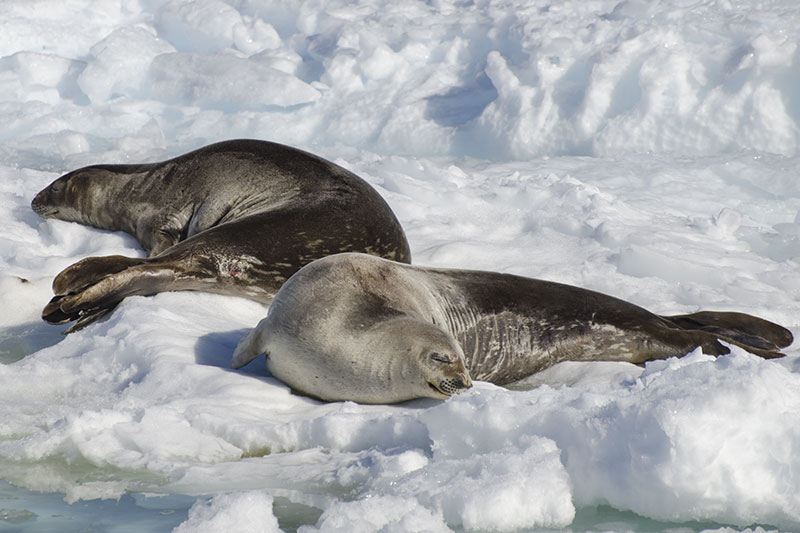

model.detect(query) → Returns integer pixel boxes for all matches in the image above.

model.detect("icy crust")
[174,491,282,533]
[1,0,800,163]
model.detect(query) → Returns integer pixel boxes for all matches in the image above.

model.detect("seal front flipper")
[231,321,269,369]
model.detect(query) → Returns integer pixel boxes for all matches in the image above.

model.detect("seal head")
[232,306,472,404]
[31,167,116,225]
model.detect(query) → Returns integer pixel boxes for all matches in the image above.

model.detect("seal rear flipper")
[692,329,785,359]
[53,255,148,295]
[42,265,177,331]
[65,309,117,333]
[42,294,119,331]
[664,311,793,353]
[42,295,75,324]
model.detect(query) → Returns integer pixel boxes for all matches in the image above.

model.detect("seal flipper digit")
[663,311,793,353]
[42,293,118,332]
[65,309,117,334]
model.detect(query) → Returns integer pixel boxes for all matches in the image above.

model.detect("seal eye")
[430,352,453,364]
[50,181,63,194]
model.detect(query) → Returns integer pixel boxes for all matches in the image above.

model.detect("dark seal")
[231,253,792,403]
[32,140,411,332]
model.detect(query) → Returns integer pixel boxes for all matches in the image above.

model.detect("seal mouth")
[31,199,58,218]
[428,378,472,397]
[428,382,447,396]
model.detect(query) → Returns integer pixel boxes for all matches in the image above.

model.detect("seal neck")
[84,165,152,233]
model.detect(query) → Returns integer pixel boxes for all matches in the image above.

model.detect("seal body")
[32,140,411,331]
[231,253,792,403]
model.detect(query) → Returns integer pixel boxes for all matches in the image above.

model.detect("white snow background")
[1,0,800,531]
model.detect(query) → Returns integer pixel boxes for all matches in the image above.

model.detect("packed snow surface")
[1,0,800,531]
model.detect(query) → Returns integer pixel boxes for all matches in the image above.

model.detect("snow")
[174,491,282,533]
[1,0,799,531]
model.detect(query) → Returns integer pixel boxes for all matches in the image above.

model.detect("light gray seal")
[31,140,411,332]
[231,253,792,403]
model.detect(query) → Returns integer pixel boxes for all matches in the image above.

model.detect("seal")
[231,253,793,403]
[31,140,411,332]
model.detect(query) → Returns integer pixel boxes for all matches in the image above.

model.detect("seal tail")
[43,255,176,333]
[662,311,793,359]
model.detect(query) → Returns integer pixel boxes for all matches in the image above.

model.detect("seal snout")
[31,191,56,218]
[31,194,46,215]
[431,375,473,397]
